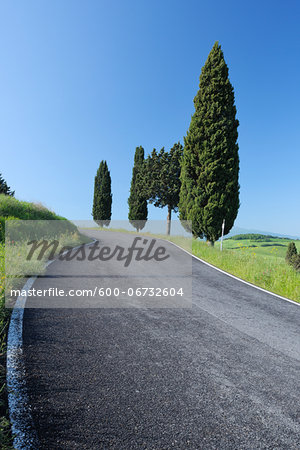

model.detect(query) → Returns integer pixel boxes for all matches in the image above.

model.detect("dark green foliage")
[285,242,300,272]
[179,42,240,243]
[0,174,14,196]
[143,143,183,234]
[286,242,298,265]
[292,254,300,271]
[128,146,148,231]
[92,160,112,227]
[145,143,183,210]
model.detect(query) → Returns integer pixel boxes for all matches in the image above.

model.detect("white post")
[220,219,225,251]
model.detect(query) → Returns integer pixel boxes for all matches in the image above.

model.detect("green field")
[104,230,300,303]
[219,234,300,258]
[189,234,300,303]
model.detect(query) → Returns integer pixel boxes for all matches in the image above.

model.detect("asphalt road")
[23,230,300,449]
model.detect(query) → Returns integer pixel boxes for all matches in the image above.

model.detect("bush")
[293,254,300,272]
[286,242,298,265]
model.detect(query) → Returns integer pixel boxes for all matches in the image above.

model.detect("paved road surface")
[23,230,300,449]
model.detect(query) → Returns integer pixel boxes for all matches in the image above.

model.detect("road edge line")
[7,276,40,449]
[6,239,97,449]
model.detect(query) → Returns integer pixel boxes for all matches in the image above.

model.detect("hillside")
[222,234,300,259]
[224,226,300,241]
[0,194,77,242]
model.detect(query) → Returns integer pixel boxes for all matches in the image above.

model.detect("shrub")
[293,254,300,272]
[286,242,298,265]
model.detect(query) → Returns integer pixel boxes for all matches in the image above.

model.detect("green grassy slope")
[0,194,65,220]
[83,228,300,302]
[221,234,300,259]
[191,234,300,302]
[0,195,88,448]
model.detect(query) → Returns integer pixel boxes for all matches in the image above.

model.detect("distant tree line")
[93,41,240,242]
[228,234,287,241]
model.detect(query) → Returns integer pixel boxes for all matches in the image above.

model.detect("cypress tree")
[179,42,240,244]
[92,160,112,227]
[128,146,148,231]
[144,143,183,235]
[285,242,298,265]
[0,173,14,196]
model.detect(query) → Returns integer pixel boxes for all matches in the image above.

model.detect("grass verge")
[0,243,13,448]
[0,195,92,447]
[86,227,300,303]
[0,231,91,447]
[191,239,300,302]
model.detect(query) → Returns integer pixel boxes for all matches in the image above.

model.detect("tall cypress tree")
[179,42,240,244]
[92,160,112,227]
[128,146,148,231]
[0,173,14,196]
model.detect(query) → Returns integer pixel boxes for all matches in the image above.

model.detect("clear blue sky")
[0,0,299,236]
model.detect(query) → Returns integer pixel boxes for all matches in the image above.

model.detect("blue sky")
[0,0,299,236]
